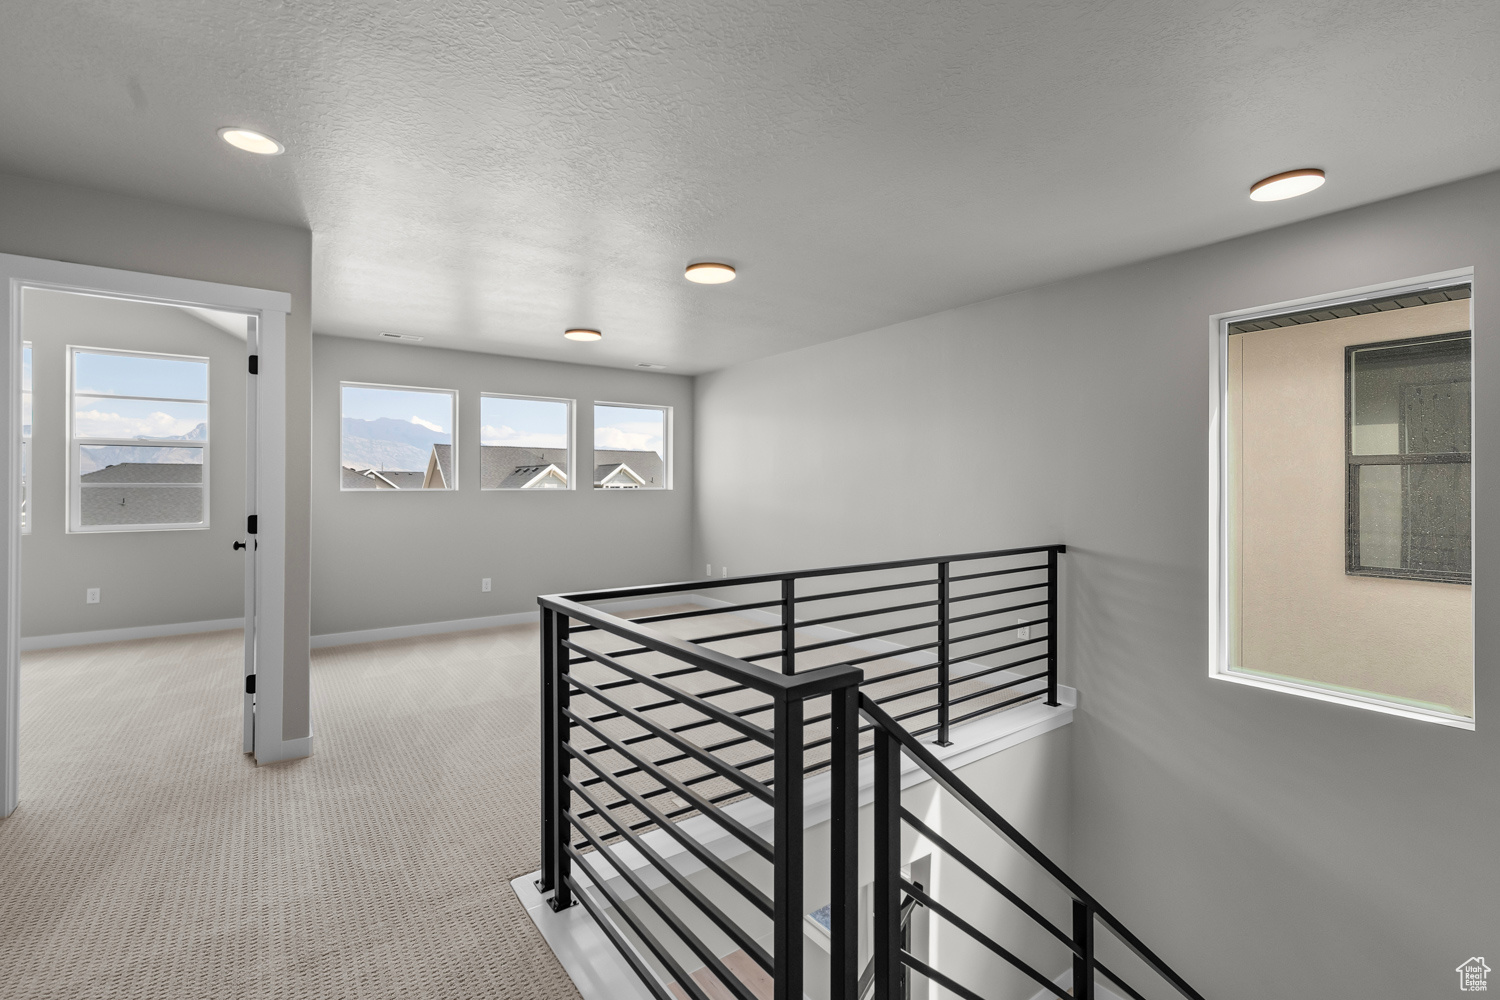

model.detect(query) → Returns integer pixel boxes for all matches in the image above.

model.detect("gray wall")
[694,170,1500,998]
[21,291,246,636]
[312,335,695,635]
[0,171,314,743]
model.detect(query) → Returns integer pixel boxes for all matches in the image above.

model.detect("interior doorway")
[0,254,294,817]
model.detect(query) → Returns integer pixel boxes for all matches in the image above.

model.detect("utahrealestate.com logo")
[1458,957,1492,992]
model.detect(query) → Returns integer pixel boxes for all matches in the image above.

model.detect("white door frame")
[0,253,295,817]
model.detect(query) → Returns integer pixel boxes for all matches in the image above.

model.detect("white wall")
[311,335,695,635]
[694,170,1500,998]
[21,291,246,637]
[0,170,313,743]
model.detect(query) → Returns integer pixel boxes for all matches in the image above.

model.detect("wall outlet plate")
[481,578,492,593]
[1016,617,1029,639]
[86,588,100,604]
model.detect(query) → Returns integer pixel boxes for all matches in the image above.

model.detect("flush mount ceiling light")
[684,262,736,284]
[1249,168,1325,202]
[564,328,602,342]
[218,127,284,155]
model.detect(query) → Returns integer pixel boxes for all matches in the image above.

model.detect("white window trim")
[338,381,458,492]
[19,342,29,536]
[67,345,210,533]
[592,400,672,491]
[1207,267,1476,730]
[479,392,576,491]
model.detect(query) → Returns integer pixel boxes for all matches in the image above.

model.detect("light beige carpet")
[0,626,582,1000]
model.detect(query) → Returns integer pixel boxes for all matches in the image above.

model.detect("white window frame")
[479,392,575,491]
[592,401,673,491]
[338,381,458,492]
[67,345,210,533]
[1208,267,1476,730]
[19,342,29,535]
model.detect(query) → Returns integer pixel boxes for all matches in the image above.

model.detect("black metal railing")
[534,545,1202,1000]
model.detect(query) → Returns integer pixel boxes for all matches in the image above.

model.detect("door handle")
[233,540,247,551]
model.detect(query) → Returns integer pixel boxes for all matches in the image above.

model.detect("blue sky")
[594,405,664,456]
[75,351,207,400]
[342,385,453,436]
[481,396,567,448]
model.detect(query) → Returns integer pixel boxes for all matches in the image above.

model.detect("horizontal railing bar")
[543,595,863,697]
[562,741,774,916]
[577,723,770,788]
[858,661,938,685]
[550,544,1065,603]
[949,598,1048,625]
[594,663,705,692]
[947,563,1048,583]
[565,639,776,746]
[871,680,942,705]
[900,952,1019,1000]
[949,634,1047,665]
[901,879,1069,999]
[785,619,938,658]
[862,694,1207,1000]
[570,599,787,633]
[947,690,1044,725]
[1096,962,1152,1000]
[564,807,765,1000]
[563,873,676,1000]
[562,708,775,862]
[949,617,1051,646]
[564,777,773,973]
[793,577,935,605]
[900,809,1073,950]
[947,672,1048,708]
[832,639,942,670]
[793,597,940,631]
[566,674,773,805]
[949,586,1047,607]
[563,845,715,1000]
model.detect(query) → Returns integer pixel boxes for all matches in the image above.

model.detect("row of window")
[22,344,210,535]
[18,349,677,537]
[338,383,672,492]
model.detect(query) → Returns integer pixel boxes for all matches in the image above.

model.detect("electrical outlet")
[1016,617,1029,640]
[86,588,100,604]
[706,563,712,577]
[481,578,491,593]
[722,566,729,578]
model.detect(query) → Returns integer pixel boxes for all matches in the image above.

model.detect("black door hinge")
[245,674,256,694]
[248,354,259,375]
[247,514,258,535]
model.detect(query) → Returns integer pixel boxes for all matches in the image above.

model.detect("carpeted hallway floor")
[0,626,581,1000]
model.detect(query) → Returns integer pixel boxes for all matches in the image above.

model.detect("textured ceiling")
[2,0,1498,373]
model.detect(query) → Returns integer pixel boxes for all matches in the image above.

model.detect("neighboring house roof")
[341,465,401,489]
[426,443,455,489]
[498,464,568,489]
[80,462,202,484]
[482,446,568,489]
[379,470,426,489]
[592,449,664,487]
[594,463,647,487]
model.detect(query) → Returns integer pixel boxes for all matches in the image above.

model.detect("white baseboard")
[254,733,313,765]
[308,594,718,649]
[21,617,246,652]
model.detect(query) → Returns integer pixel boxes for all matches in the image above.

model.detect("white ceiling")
[2,0,1497,374]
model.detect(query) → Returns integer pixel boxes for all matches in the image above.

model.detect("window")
[1347,333,1471,582]
[69,347,209,532]
[340,383,456,490]
[480,394,572,490]
[1215,279,1474,726]
[20,342,30,534]
[593,403,669,489]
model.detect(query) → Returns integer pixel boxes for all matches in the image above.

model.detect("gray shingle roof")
[80,462,202,484]
[430,443,455,488]
[592,449,664,487]
[482,446,568,489]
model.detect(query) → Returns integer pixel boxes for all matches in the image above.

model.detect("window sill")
[1213,667,1474,730]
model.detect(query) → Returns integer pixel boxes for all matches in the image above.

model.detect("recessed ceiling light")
[685,262,736,284]
[564,328,602,342]
[1249,168,1325,202]
[218,127,284,156]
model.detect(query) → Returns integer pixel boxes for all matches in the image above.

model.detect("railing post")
[935,561,951,745]
[547,611,573,911]
[537,605,556,895]
[781,577,796,675]
[829,683,860,1000]
[1045,547,1060,707]
[773,693,805,1000]
[1073,900,1095,1000]
[872,720,903,1000]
